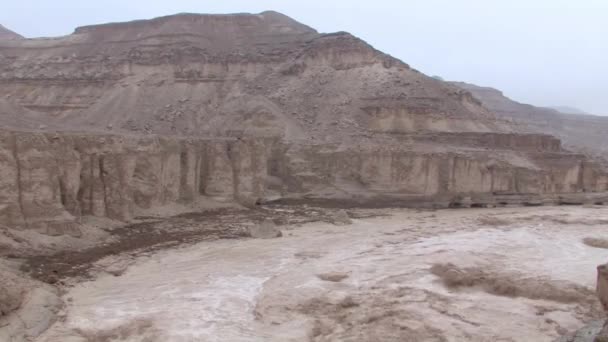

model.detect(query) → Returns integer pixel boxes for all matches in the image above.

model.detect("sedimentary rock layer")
[0,12,508,139]
[1,129,606,235]
[452,82,608,161]
[0,131,273,233]
[0,12,606,233]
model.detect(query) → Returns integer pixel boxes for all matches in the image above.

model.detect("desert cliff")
[0,11,607,341]
[0,12,604,229]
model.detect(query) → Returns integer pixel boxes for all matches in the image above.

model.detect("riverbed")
[38,206,608,341]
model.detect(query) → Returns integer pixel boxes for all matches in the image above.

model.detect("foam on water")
[40,207,608,341]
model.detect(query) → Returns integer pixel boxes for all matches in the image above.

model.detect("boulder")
[317,272,349,282]
[557,264,608,341]
[248,219,282,239]
[598,264,608,312]
[328,210,352,226]
[0,271,24,316]
[0,266,62,342]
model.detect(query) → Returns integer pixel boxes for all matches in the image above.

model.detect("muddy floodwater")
[38,206,608,342]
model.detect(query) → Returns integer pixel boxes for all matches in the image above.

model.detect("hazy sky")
[2,0,607,114]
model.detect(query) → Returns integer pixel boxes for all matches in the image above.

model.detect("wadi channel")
[17,205,608,342]
[1,10,608,342]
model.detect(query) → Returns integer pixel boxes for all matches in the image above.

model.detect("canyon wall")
[276,142,608,206]
[0,12,606,342]
[0,131,275,235]
[0,12,606,236]
[451,82,608,162]
[1,129,606,236]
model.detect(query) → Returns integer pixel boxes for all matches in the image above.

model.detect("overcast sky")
[2,0,607,114]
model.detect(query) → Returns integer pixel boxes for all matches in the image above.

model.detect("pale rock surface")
[0,12,607,342]
[452,82,608,162]
[95,255,136,277]
[248,219,282,239]
[327,210,353,226]
[0,262,61,342]
[0,12,605,236]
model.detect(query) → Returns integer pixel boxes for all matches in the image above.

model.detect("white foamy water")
[38,207,608,342]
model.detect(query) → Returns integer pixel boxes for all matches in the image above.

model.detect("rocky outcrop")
[0,130,275,234]
[0,25,22,41]
[0,12,509,139]
[0,12,605,233]
[274,141,607,207]
[0,12,606,342]
[0,262,61,342]
[598,264,608,341]
[248,219,282,239]
[0,128,605,236]
[598,264,608,313]
[555,264,608,341]
[451,82,608,162]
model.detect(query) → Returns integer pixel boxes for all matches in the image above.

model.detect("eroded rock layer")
[0,131,275,233]
[0,129,606,235]
[0,12,509,138]
[0,13,607,341]
[452,82,608,162]
[0,12,605,232]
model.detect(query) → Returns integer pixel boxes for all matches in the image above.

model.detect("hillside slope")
[0,24,23,41]
[452,82,608,161]
[0,12,509,140]
[549,106,589,115]
[0,12,605,235]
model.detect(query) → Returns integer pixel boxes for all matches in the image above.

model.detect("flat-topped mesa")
[1,129,606,234]
[0,11,510,138]
[0,11,606,221]
[72,11,317,44]
[0,24,23,40]
[410,132,562,152]
[452,81,608,161]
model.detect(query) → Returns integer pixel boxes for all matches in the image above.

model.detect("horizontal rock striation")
[0,131,274,234]
[0,13,607,342]
[451,82,608,162]
[0,12,507,138]
[0,129,606,235]
[397,132,563,152]
[275,143,608,206]
[0,12,605,233]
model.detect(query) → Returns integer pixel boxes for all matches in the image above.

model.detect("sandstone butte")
[0,11,606,234]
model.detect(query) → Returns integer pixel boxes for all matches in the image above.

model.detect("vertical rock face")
[598,264,608,313]
[451,82,608,162]
[0,128,605,234]
[276,141,607,206]
[0,131,276,233]
[0,12,506,138]
[0,12,605,233]
[562,264,608,342]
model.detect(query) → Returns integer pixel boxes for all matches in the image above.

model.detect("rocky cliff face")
[451,82,608,162]
[0,12,508,138]
[0,131,277,235]
[1,129,606,236]
[0,15,607,340]
[0,13,606,234]
[0,25,23,41]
